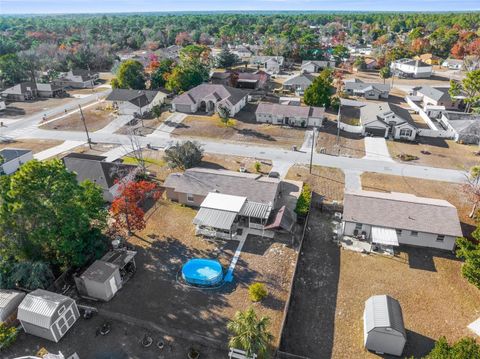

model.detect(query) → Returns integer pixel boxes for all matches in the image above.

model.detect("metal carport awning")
[371,226,399,246]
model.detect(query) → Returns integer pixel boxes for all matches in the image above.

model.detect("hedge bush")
[295,184,312,216]
[248,282,268,302]
[0,324,17,350]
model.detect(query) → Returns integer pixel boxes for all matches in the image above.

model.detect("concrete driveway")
[363,137,393,162]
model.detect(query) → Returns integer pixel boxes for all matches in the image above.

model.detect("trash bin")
[292,145,297,151]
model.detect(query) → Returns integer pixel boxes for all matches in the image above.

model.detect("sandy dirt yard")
[172,107,306,149]
[361,172,477,237]
[286,164,345,202]
[280,210,480,359]
[1,97,75,119]
[317,120,366,158]
[0,138,63,153]
[98,200,296,351]
[40,102,115,132]
[387,137,480,171]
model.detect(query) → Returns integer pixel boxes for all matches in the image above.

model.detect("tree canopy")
[164,141,204,170]
[0,159,108,271]
[422,336,480,359]
[304,69,335,108]
[111,59,146,90]
[216,47,239,69]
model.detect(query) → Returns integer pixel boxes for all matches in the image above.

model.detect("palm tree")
[227,308,273,358]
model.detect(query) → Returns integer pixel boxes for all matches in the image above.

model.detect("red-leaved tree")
[110,180,161,236]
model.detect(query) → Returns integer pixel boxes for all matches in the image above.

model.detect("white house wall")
[1,152,33,175]
[343,221,456,250]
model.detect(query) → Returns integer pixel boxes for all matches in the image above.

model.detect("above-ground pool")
[181,259,223,286]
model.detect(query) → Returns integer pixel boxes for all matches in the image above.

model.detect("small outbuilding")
[18,289,80,342]
[74,249,137,301]
[363,295,406,356]
[0,290,25,325]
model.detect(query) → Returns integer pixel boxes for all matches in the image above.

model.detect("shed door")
[109,276,118,295]
[56,307,75,336]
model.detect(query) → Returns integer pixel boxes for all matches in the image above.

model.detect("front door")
[109,276,118,295]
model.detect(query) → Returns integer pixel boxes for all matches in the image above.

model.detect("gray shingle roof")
[106,89,164,107]
[413,86,450,102]
[345,81,390,93]
[172,84,248,107]
[256,103,324,118]
[443,111,480,133]
[283,73,316,87]
[0,148,31,163]
[164,168,279,204]
[360,102,416,128]
[81,260,118,283]
[63,153,137,189]
[343,190,463,237]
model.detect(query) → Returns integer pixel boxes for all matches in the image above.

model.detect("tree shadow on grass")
[234,128,277,142]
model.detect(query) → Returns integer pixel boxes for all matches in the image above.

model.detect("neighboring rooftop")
[256,103,325,118]
[413,86,451,102]
[443,111,480,132]
[283,73,316,86]
[343,190,463,237]
[344,80,390,93]
[172,84,248,108]
[0,148,32,162]
[106,88,164,107]
[164,167,280,204]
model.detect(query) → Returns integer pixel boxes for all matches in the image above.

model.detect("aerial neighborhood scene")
[1,1,480,358]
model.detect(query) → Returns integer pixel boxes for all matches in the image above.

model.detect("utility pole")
[336,103,341,145]
[309,126,316,174]
[137,91,144,127]
[78,104,92,149]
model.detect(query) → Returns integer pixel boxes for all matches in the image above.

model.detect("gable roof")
[62,153,137,189]
[364,295,406,337]
[360,102,416,128]
[443,111,480,133]
[106,89,164,107]
[343,190,463,237]
[81,260,118,283]
[283,73,316,86]
[256,103,325,118]
[164,167,280,204]
[172,84,248,107]
[0,148,32,163]
[18,289,74,328]
[345,81,390,93]
[413,86,451,102]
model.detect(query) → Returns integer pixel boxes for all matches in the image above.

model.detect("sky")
[1,0,479,14]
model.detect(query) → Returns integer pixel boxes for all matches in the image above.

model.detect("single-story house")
[1,82,64,101]
[301,60,335,73]
[364,295,406,356]
[439,111,480,144]
[342,190,463,251]
[106,88,167,116]
[390,59,432,78]
[359,102,417,140]
[165,168,286,239]
[171,84,248,116]
[283,73,316,94]
[54,69,99,88]
[364,57,378,70]
[250,56,284,74]
[210,71,269,90]
[411,86,462,110]
[229,45,252,59]
[414,53,441,65]
[255,103,325,127]
[75,249,137,301]
[18,289,80,343]
[155,45,182,61]
[441,58,464,70]
[344,79,390,100]
[0,290,25,326]
[62,153,138,202]
[0,148,33,175]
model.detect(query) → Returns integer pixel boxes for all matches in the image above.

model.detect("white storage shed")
[363,295,407,356]
[0,290,25,325]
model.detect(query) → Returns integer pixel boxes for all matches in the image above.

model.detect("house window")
[436,235,445,242]
[396,229,402,236]
[400,128,412,137]
[410,231,418,237]
[355,223,362,230]
[187,193,194,202]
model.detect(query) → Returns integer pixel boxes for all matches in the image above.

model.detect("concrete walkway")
[34,140,85,160]
[344,170,362,191]
[95,114,133,134]
[102,144,136,162]
[152,112,187,136]
[363,137,393,162]
[224,236,247,283]
[271,160,293,179]
[300,128,317,152]
[468,318,480,336]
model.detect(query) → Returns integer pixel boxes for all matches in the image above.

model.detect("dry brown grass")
[333,248,480,358]
[172,113,305,149]
[123,149,273,182]
[0,138,63,153]
[126,199,296,344]
[286,164,345,202]
[317,120,366,158]
[361,172,477,237]
[387,138,480,171]
[2,97,75,119]
[40,102,115,132]
[115,110,171,136]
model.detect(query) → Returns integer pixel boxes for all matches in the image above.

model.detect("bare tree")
[126,130,147,174]
[464,165,480,218]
